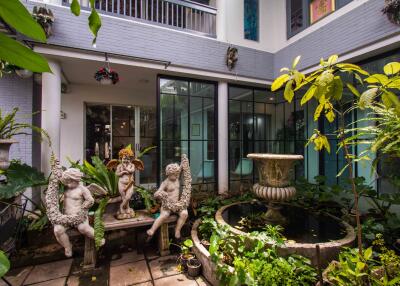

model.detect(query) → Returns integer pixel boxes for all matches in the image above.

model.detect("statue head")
[118,145,134,164]
[165,163,181,181]
[61,168,83,189]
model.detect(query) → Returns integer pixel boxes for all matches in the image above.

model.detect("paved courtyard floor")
[0,247,210,286]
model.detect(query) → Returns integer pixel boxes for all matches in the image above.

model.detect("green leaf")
[314,103,324,121]
[383,90,400,107]
[301,85,317,106]
[284,80,295,103]
[327,54,338,66]
[88,9,102,46]
[0,33,51,73]
[0,0,46,42]
[332,76,343,100]
[383,62,400,76]
[363,247,372,260]
[0,251,10,278]
[0,162,47,200]
[94,197,108,249]
[271,74,290,91]
[381,92,392,108]
[365,74,389,85]
[346,83,360,97]
[70,0,81,16]
[292,55,301,69]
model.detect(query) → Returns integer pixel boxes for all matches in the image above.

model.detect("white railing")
[63,0,217,37]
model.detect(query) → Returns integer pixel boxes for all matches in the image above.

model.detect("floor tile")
[0,266,33,286]
[65,275,79,286]
[154,274,197,286]
[144,246,160,261]
[24,259,72,285]
[27,277,66,286]
[110,250,145,267]
[109,260,151,286]
[148,255,180,280]
[195,276,211,286]
[133,282,154,286]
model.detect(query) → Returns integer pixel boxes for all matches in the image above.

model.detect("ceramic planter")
[0,139,17,170]
[187,258,202,277]
[180,253,195,271]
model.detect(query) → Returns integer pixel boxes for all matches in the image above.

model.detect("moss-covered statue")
[147,154,192,239]
[46,155,105,257]
[107,145,144,220]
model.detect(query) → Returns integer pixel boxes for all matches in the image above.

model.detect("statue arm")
[154,181,168,200]
[81,186,95,210]
[115,165,126,177]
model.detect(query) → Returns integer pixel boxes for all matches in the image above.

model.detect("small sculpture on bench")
[147,154,192,239]
[107,145,144,220]
[45,155,105,257]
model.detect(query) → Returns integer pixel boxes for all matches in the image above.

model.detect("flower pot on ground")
[187,258,202,277]
[179,253,196,272]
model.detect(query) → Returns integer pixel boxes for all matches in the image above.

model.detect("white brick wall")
[0,74,33,165]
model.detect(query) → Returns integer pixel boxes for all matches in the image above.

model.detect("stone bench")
[83,208,177,269]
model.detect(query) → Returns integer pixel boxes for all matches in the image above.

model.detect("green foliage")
[94,197,107,249]
[0,161,47,200]
[135,186,155,210]
[0,108,51,143]
[0,250,10,278]
[326,243,400,286]
[207,221,317,286]
[70,156,119,197]
[0,0,50,73]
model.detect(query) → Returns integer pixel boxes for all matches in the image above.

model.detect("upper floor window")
[244,0,259,41]
[287,0,353,38]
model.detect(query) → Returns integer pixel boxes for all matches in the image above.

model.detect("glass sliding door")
[85,104,157,186]
[158,77,217,191]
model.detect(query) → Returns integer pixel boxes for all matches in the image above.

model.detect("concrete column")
[218,81,228,195]
[216,0,227,41]
[41,60,61,175]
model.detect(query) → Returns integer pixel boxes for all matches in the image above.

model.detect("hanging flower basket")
[94,67,119,85]
[382,0,400,25]
[32,6,55,38]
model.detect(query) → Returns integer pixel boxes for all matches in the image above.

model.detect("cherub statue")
[45,155,105,257]
[107,145,144,220]
[147,154,192,239]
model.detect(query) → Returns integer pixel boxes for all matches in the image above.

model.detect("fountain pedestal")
[247,153,303,224]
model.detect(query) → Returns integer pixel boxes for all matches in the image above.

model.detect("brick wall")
[0,74,33,165]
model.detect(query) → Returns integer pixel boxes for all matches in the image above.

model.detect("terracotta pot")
[150,204,161,214]
[0,139,17,170]
[187,258,202,277]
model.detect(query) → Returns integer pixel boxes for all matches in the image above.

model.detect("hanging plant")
[32,6,55,38]
[382,0,400,25]
[94,67,119,85]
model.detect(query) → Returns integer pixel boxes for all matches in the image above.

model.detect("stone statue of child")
[114,146,144,219]
[51,168,105,257]
[147,154,192,239]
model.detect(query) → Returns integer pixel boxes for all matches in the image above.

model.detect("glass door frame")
[84,102,156,187]
[156,74,219,188]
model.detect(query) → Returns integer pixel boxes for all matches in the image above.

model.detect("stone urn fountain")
[247,153,303,224]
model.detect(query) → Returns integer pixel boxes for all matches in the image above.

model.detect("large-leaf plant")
[0,0,101,74]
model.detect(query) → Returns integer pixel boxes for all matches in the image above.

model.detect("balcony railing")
[63,0,217,37]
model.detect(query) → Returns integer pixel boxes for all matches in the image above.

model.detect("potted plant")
[171,239,195,271]
[187,258,202,277]
[32,6,55,38]
[0,108,50,170]
[94,67,119,85]
[382,0,400,25]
